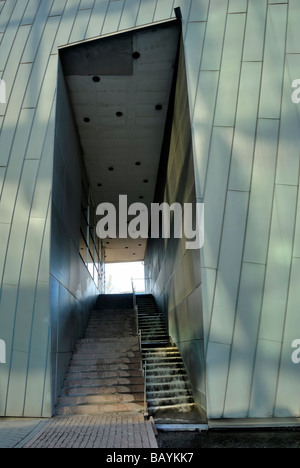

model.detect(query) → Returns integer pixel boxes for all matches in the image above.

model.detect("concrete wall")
[0,0,300,422]
[144,41,206,411]
[50,61,98,412]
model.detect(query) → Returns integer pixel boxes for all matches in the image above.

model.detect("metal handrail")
[143,362,147,416]
[138,329,143,371]
[132,278,139,336]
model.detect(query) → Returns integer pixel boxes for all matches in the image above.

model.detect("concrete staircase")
[137,294,169,347]
[136,294,197,419]
[56,295,146,416]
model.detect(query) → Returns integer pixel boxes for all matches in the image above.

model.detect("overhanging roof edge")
[57,17,181,52]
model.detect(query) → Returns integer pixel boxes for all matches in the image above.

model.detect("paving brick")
[22,414,157,448]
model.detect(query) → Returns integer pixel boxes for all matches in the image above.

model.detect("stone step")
[66,368,143,378]
[77,344,140,350]
[145,374,188,383]
[148,403,196,414]
[62,384,144,396]
[79,336,138,343]
[143,347,179,353]
[56,401,145,416]
[73,352,139,360]
[85,330,136,334]
[144,356,183,363]
[147,395,194,407]
[145,368,187,377]
[138,318,163,322]
[88,317,135,322]
[58,392,145,406]
[146,381,188,392]
[87,323,136,327]
[63,376,144,388]
[146,389,193,399]
[67,363,142,373]
[144,363,185,370]
[141,340,170,346]
[141,332,168,337]
[75,347,140,355]
[143,352,181,359]
[71,355,140,364]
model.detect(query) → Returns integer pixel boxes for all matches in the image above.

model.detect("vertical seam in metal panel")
[152,0,159,23]
[189,0,210,119]
[24,196,52,417]
[0,68,35,303]
[4,160,39,415]
[204,0,231,357]
[195,0,229,200]
[100,0,111,36]
[2,6,57,412]
[182,0,192,41]
[66,1,81,46]
[22,0,56,64]
[247,0,272,417]
[250,3,288,418]
[117,0,126,31]
[68,1,87,42]
[23,40,59,158]
[84,0,96,37]
[0,27,32,165]
[0,0,30,71]
[21,0,39,25]
[222,3,253,416]
[273,1,297,416]
[22,95,55,416]
[41,233,52,418]
[0,0,18,35]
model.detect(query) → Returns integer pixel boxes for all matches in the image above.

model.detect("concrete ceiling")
[60,20,181,263]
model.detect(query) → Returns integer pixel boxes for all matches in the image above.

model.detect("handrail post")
[132,278,139,336]
[143,362,147,417]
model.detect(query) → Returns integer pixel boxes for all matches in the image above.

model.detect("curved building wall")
[0,0,299,422]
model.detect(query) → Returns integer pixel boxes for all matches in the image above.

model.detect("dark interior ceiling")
[60,19,181,263]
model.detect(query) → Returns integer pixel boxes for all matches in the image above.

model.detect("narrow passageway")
[56,294,145,416]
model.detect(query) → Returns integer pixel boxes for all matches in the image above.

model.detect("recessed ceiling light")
[155,104,163,111]
[83,117,90,123]
[135,161,141,166]
[125,246,128,249]
[138,244,142,247]
[97,183,102,187]
[133,253,136,256]
[116,111,123,117]
[139,196,144,199]
[143,179,149,183]
[93,76,100,82]
[108,167,114,171]
[132,51,141,59]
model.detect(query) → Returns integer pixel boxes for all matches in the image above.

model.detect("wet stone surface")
[157,428,300,448]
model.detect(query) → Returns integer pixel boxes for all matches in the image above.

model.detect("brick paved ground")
[23,413,158,449]
[0,418,49,448]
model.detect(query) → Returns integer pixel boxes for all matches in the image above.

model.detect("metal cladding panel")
[0,0,299,422]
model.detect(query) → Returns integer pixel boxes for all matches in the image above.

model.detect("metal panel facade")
[0,0,299,422]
